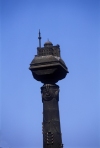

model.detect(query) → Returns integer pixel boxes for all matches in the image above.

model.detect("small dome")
[44,40,53,47]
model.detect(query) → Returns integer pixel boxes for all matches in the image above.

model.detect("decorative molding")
[41,84,59,101]
[37,45,60,57]
[46,132,54,145]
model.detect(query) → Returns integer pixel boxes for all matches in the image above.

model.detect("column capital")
[41,84,59,102]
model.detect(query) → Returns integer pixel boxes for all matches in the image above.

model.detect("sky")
[0,0,100,148]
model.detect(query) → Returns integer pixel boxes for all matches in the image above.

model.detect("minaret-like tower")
[29,31,69,148]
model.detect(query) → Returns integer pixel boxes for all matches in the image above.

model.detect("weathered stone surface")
[29,42,68,83]
[41,84,63,148]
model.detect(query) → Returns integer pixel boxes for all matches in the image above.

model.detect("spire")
[38,29,41,48]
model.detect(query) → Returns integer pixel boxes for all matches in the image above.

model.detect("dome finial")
[44,40,53,47]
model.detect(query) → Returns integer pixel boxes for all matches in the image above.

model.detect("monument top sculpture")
[29,30,69,83]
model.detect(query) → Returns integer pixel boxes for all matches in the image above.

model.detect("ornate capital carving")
[41,84,59,101]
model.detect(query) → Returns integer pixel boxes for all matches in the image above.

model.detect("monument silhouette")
[29,30,69,148]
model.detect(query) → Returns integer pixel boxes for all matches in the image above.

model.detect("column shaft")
[41,84,63,148]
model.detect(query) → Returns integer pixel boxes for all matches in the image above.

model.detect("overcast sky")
[1,0,100,148]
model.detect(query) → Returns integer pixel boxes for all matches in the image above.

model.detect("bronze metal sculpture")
[29,30,69,148]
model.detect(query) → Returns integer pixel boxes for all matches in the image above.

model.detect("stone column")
[41,84,63,148]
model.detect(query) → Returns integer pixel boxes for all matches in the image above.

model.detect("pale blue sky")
[1,0,100,148]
